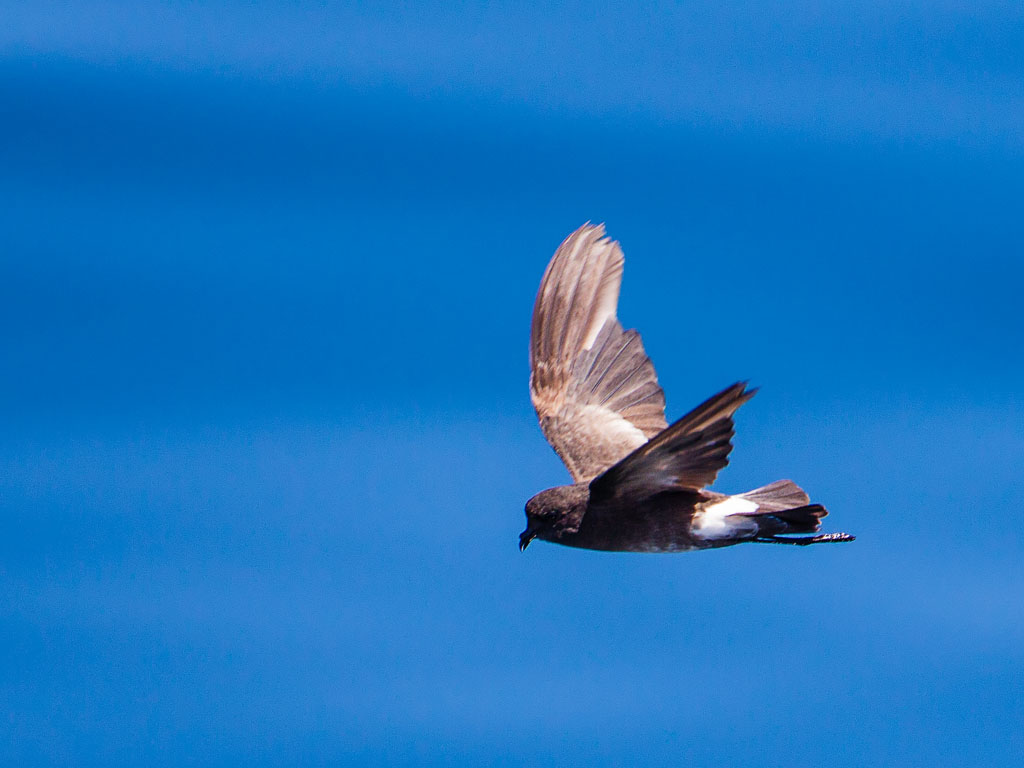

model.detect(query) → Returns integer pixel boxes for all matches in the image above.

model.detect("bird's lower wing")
[589,382,756,505]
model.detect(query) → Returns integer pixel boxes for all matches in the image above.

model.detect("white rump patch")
[692,496,759,540]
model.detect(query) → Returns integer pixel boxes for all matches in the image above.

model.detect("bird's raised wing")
[589,382,756,506]
[530,224,667,482]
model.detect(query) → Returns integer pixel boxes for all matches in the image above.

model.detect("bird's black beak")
[519,529,536,552]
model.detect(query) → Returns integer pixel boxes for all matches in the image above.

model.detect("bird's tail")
[693,480,855,545]
[740,479,810,512]
[740,480,855,544]
[751,503,828,536]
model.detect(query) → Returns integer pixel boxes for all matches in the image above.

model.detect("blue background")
[2,2,1022,765]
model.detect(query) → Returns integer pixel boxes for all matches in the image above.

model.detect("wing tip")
[559,222,620,257]
[734,380,758,398]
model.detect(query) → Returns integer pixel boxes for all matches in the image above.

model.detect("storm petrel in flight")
[520,224,854,553]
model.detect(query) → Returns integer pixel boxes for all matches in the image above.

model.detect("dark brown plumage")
[521,224,855,553]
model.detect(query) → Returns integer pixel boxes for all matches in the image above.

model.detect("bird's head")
[520,485,585,551]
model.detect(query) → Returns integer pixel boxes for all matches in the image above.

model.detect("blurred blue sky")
[1,2,1022,766]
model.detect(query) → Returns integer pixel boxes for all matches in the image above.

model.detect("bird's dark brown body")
[523,483,711,553]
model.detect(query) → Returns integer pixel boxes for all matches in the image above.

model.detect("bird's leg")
[752,532,856,546]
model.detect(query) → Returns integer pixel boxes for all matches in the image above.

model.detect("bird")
[520,223,854,553]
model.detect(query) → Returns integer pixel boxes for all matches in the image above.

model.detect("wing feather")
[530,224,668,482]
[589,382,757,505]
